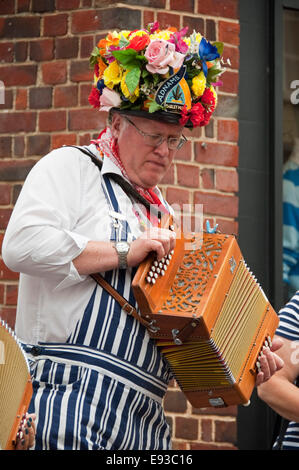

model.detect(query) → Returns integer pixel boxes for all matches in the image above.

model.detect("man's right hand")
[127,227,176,267]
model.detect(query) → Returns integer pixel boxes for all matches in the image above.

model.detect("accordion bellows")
[0,321,32,450]
[132,231,279,408]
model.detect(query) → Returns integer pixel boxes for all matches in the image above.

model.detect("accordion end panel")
[0,321,33,450]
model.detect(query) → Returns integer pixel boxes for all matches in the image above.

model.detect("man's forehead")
[126,115,183,134]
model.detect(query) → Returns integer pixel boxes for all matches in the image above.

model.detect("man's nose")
[154,138,170,157]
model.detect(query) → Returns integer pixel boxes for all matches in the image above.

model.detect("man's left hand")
[255,337,284,386]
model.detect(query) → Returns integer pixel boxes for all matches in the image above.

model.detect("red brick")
[0,89,13,110]
[0,16,41,39]
[170,0,194,12]
[32,0,55,12]
[0,42,14,62]
[71,9,99,33]
[70,60,93,82]
[0,137,12,158]
[41,61,67,85]
[0,64,37,86]
[223,45,239,70]
[215,169,238,192]
[80,83,92,107]
[160,164,174,185]
[215,217,238,235]
[175,417,198,440]
[193,404,237,416]
[201,419,213,441]
[0,184,11,205]
[5,284,18,306]
[177,163,200,188]
[68,108,106,131]
[215,419,237,444]
[0,159,35,181]
[165,187,190,207]
[30,38,54,61]
[51,133,77,149]
[190,442,237,450]
[79,133,92,146]
[0,208,12,230]
[0,0,15,14]
[197,0,239,19]
[157,12,181,30]
[143,10,155,27]
[80,36,94,58]
[0,112,36,133]
[39,110,66,132]
[15,89,27,110]
[14,41,28,62]
[201,168,215,189]
[17,0,31,13]
[0,306,17,329]
[43,14,68,36]
[56,37,79,59]
[195,142,238,167]
[174,141,192,161]
[0,284,4,304]
[56,0,80,9]
[164,390,188,413]
[27,135,51,156]
[194,191,238,217]
[219,21,240,46]
[217,119,239,143]
[54,85,78,107]
[221,70,239,94]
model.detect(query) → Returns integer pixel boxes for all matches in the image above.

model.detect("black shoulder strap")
[66,145,163,219]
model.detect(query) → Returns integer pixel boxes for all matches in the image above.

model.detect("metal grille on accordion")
[132,224,279,409]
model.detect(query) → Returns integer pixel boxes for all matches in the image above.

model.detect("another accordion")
[132,229,279,408]
[0,320,32,450]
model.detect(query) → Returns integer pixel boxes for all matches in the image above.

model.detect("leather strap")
[90,272,157,331]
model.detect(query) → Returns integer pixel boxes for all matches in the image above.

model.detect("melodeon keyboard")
[0,320,32,450]
[132,229,279,408]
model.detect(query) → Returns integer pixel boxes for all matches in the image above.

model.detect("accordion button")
[31,346,42,356]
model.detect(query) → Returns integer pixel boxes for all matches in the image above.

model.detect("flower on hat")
[88,23,225,126]
[103,60,123,89]
[191,71,206,98]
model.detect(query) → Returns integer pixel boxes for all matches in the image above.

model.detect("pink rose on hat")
[145,39,185,74]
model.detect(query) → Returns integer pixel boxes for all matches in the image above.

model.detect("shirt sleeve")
[2,147,90,289]
[276,293,299,341]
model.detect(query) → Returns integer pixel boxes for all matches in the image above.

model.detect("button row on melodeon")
[146,250,174,284]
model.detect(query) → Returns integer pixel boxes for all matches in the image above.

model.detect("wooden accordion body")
[0,321,32,450]
[132,229,279,408]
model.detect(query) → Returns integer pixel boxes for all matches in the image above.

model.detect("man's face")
[111,113,184,189]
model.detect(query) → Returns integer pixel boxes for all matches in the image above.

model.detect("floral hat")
[88,22,224,129]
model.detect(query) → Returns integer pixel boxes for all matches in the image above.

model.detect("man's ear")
[110,113,122,139]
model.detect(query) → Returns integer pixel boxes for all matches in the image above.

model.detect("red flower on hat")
[88,87,101,109]
[127,34,150,51]
[201,88,216,112]
[180,102,205,127]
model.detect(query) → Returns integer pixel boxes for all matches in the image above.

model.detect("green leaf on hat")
[147,98,164,113]
[125,67,141,94]
[89,46,100,68]
[212,41,224,57]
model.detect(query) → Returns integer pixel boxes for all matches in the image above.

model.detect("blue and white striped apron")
[23,172,172,450]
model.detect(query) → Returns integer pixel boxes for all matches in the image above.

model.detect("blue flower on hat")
[96,79,105,94]
[198,37,220,77]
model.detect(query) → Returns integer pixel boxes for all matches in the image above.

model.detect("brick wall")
[0,0,239,450]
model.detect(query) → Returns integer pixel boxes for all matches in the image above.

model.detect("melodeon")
[132,227,279,409]
[0,320,32,450]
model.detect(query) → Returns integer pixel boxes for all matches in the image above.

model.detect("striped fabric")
[275,292,299,449]
[283,161,299,297]
[23,166,172,450]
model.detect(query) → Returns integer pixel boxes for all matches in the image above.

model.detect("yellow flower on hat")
[210,85,218,105]
[121,71,140,103]
[191,71,206,97]
[103,60,123,89]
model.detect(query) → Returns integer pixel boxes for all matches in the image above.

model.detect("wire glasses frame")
[123,116,187,150]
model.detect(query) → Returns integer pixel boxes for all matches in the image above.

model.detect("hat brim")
[110,107,193,128]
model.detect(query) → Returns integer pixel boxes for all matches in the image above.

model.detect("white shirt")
[2,144,165,345]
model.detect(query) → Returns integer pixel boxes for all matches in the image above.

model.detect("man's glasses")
[123,116,187,150]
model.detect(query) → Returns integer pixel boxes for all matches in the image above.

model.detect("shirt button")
[31,346,42,356]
